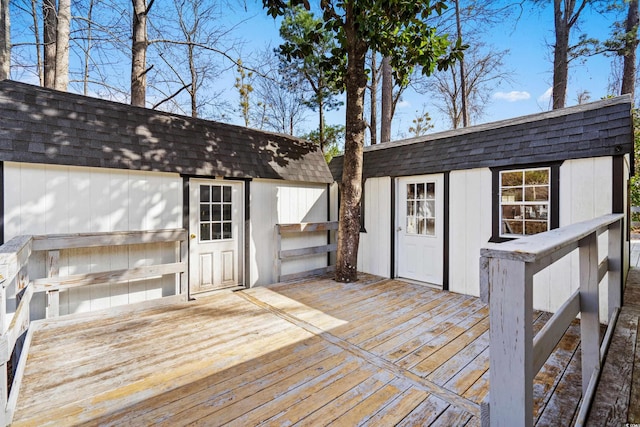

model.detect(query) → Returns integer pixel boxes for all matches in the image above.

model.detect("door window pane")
[198,184,234,241]
[405,181,436,236]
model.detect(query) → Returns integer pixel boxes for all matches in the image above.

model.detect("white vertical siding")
[448,168,493,297]
[357,177,392,278]
[531,157,613,316]
[4,162,183,317]
[249,179,328,286]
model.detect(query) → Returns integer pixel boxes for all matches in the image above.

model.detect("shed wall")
[3,162,183,318]
[352,157,625,318]
[358,177,392,277]
[249,179,328,286]
[448,168,493,297]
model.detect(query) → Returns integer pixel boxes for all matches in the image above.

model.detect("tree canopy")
[263,0,465,282]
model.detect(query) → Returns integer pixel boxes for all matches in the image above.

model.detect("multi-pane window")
[500,168,550,237]
[199,184,232,241]
[406,182,436,236]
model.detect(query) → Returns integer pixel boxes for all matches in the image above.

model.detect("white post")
[579,232,601,392]
[607,219,622,318]
[46,250,60,318]
[489,257,533,427]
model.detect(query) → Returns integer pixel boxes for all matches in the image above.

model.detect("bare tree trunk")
[83,0,95,95]
[369,53,378,145]
[0,0,9,80]
[336,4,368,283]
[54,0,70,91]
[131,0,150,107]
[455,0,468,126]
[552,0,568,109]
[319,98,325,151]
[622,0,639,98]
[31,0,43,85]
[43,0,56,88]
[380,56,392,143]
[188,43,197,117]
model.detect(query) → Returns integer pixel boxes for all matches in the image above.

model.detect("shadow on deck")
[11,273,595,426]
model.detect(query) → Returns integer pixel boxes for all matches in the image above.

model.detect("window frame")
[490,163,561,243]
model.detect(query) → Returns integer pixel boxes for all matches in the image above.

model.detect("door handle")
[397,226,402,231]
[190,233,196,239]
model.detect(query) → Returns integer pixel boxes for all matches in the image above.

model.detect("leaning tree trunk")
[0,0,9,80]
[54,0,70,91]
[552,0,569,109]
[43,0,56,88]
[380,56,392,143]
[622,0,639,99]
[131,0,148,107]
[335,4,368,283]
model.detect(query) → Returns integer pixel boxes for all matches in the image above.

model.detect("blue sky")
[225,1,620,138]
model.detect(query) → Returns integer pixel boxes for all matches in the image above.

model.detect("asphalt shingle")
[0,80,333,184]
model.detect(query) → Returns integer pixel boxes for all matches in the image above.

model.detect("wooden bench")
[586,268,640,426]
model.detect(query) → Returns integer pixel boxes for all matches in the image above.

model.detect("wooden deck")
[11,273,590,426]
[585,240,640,425]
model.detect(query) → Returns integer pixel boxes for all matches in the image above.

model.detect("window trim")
[490,162,561,243]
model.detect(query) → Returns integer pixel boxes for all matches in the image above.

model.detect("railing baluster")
[579,232,601,392]
[607,219,622,318]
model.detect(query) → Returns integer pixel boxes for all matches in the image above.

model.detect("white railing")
[479,214,624,427]
[0,229,187,426]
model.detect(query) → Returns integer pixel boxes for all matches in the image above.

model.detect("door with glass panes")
[397,175,444,286]
[189,179,243,293]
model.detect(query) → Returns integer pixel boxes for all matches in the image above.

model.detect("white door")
[189,179,243,293]
[397,175,444,286]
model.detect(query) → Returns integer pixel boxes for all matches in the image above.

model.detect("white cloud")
[538,87,553,102]
[493,91,531,102]
[396,100,411,108]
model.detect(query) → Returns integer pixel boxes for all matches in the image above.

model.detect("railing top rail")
[480,213,623,263]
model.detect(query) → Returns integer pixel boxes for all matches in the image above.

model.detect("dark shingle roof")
[0,80,333,183]
[330,95,634,181]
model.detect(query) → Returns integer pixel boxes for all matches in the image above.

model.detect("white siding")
[532,157,613,316]
[249,179,328,286]
[358,177,392,277]
[4,162,183,318]
[449,159,619,319]
[448,168,493,297]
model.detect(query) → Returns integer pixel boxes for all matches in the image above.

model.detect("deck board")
[12,275,589,426]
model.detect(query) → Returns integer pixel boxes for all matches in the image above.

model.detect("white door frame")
[188,178,245,294]
[395,174,444,286]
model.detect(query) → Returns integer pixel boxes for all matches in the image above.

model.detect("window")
[499,167,550,237]
[406,182,436,236]
[199,184,232,241]
[491,163,560,242]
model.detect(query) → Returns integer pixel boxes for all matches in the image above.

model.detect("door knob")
[190,233,196,239]
[397,226,402,231]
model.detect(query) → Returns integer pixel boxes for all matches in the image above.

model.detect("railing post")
[579,232,601,393]
[607,219,622,318]
[488,257,533,427]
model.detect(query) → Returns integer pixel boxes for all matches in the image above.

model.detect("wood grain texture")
[9,275,593,426]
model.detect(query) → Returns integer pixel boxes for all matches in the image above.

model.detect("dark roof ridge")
[350,94,633,156]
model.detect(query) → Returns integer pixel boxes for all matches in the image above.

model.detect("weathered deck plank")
[12,276,590,426]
